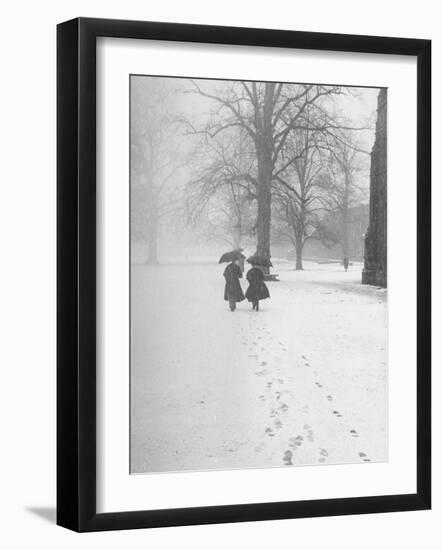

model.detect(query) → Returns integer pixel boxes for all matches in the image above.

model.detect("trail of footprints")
[244,319,294,446]
[240,321,372,466]
[302,353,372,465]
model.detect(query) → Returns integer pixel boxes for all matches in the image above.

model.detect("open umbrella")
[247,254,273,268]
[218,248,245,264]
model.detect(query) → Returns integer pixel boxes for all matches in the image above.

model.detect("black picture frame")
[57,17,431,532]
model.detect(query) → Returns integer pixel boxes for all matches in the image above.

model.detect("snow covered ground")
[130,258,387,474]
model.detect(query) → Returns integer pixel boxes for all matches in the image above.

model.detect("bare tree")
[187,189,256,249]
[273,116,330,270]
[186,125,256,249]
[131,78,185,263]
[273,89,374,267]
[190,81,342,267]
[319,132,369,260]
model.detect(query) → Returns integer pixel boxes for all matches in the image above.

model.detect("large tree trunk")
[341,169,350,260]
[254,83,275,274]
[295,233,304,270]
[342,203,349,260]
[293,200,306,270]
[255,162,272,274]
[255,164,272,257]
[232,209,242,249]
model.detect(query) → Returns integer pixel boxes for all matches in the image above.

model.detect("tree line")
[131,77,374,269]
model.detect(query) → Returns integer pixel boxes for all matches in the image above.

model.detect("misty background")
[129,76,387,475]
[130,76,379,267]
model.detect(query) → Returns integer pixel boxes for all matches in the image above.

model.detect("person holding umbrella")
[245,255,271,311]
[219,249,245,312]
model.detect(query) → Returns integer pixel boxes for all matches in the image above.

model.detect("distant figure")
[223,260,245,312]
[343,257,349,272]
[245,266,270,311]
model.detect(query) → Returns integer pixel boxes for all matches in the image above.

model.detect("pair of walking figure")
[223,260,270,312]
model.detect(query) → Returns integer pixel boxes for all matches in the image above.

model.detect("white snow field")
[130,258,387,474]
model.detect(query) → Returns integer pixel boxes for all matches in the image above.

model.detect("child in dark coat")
[245,266,270,311]
[223,260,245,311]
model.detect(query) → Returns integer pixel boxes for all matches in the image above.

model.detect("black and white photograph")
[0,0,434,543]
[130,75,388,474]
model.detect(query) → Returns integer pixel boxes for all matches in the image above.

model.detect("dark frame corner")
[57,17,431,532]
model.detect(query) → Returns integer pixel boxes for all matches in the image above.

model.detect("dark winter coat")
[245,267,270,302]
[223,263,245,302]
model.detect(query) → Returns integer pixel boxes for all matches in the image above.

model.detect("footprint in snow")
[265,427,275,437]
[327,395,333,401]
[358,451,371,462]
[350,429,359,437]
[289,435,304,449]
[333,410,343,418]
[318,449,329,463]
[304,424,314,442]
[283,450,293,466]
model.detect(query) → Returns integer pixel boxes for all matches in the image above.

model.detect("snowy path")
[131,259,387,474]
